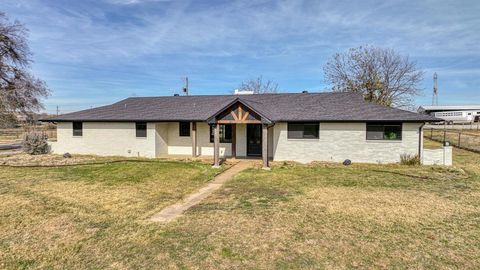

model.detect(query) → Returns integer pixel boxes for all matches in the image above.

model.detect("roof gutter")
[40,119,207,123]
[41,119,440,123]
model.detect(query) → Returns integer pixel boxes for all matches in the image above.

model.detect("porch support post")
[262,123,270,170]
[231,124,236,158]
[213,123,220,168]
[191,122,197,157]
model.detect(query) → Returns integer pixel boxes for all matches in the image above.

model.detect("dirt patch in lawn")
[0,153,124,166]
[0,153,222,167]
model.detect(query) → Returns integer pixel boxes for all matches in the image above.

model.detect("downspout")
[418,123,425,162]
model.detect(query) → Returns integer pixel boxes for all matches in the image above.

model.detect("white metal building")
[418,105,480,123]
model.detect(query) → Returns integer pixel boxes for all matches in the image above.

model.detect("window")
[287,123,319,139]
[136,122,147,137]
[366,123,402,140]
[179,122,190,137]
[436,111,463,117]
[210,124,232,143]
[73,122,83,136]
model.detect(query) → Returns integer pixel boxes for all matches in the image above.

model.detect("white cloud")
[3,0,480,109]
[6,0,480,65]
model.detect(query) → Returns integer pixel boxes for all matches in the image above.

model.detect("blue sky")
[2,0,480,114]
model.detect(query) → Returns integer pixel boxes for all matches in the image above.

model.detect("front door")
[247,124,262,156]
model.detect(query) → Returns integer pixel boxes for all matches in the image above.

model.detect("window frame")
[210,124,233,143]
[72,121,83,137]
[135,122,147,138]
[366,122,402,141]
[179,122,190,137]
[287,122,319,139]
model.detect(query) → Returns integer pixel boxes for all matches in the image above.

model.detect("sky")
[2,0,480,114]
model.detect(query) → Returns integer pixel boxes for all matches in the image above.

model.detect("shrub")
[22,131,50,155]
[400,153,420,166]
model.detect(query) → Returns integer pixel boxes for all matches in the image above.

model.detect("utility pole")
[432,72,438,106]
[56,105,59,116]
[183,77,189,96]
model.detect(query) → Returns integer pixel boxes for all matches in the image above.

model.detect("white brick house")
[44,92,440,168]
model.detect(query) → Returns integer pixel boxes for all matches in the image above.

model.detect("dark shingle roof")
[44,92,440,122]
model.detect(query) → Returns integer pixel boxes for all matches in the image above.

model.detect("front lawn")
[0,159,223,269]
[1,144,480,269]
[163,144,480,269]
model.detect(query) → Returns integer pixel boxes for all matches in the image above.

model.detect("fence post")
[430,128,433,139]
[443,122,447,144]
[458,131,461,148]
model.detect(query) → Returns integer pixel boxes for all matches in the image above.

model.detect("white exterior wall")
[165,122,232,157]
[268,126,274,158]
[165,122,194,155]
[236,124,247,157]
[51,121,424,164]
[50,122,252,158]
[50,122,157,157]
[422,146,453,166]
[155,123,169,156]
[272,122,423,164]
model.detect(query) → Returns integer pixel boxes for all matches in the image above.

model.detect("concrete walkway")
[149,161,253,223]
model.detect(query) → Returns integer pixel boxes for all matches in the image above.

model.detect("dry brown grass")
[0,159,224,269]
[160,144,480,269]
[426,128,480,152]
[0,153,228,167]
[1,142,480,269]
[0,153,120,166]
[302,187,475,225]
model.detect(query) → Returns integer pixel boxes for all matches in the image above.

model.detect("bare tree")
[0,12,49,125]
[323,46,424,109]
[238,76,278,94]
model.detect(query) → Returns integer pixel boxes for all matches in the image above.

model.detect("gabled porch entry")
[206,100,272,169]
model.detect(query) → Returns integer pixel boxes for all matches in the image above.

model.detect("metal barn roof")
[418,105,480,113]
